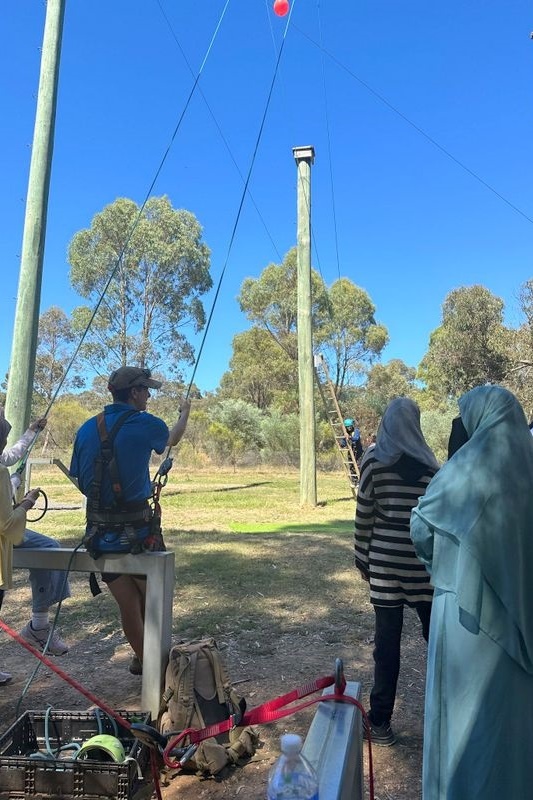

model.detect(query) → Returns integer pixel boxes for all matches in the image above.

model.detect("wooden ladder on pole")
[314,353,360,499]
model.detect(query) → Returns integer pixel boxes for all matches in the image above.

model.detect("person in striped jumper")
[355,397,439,746]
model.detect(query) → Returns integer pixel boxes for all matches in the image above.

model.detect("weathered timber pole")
[293,145,317,507]
[5,0,66,443]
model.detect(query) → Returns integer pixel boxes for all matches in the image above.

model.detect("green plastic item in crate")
[0,709,150,800]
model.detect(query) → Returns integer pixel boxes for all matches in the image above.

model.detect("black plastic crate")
[0,709,150,800]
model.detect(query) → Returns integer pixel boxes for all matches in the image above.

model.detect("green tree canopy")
[363,359,417,416]
[503,280,533,419]
[208,399,264,468]
[237,248,387,395]
[238,248,330,360]
[218,327,298,412]
[419,285,511,398]
[35,306,84,404]
[68,195,212,378]
[315,277,388,390]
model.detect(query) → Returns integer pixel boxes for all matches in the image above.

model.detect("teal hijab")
[412,385,533,673]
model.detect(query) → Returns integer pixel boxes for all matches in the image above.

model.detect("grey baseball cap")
[108,367,162,391]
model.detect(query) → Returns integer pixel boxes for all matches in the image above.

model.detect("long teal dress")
[411,385,533,799]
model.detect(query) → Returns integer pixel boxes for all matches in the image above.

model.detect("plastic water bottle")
[267,733,319,800]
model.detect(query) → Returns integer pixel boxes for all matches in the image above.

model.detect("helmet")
[77,734,126,763]
[343,418,354,429]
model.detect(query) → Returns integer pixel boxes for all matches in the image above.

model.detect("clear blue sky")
[2,1,532,394]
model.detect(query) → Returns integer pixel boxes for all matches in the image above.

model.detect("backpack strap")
[204,645,229,706]
[164,646,202,732]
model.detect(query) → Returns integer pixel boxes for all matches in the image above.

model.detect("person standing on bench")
[70,367,190,676]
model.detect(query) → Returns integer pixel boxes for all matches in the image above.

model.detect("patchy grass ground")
[0,466,426,799]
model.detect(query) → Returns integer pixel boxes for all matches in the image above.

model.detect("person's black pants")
[368,601,431,726]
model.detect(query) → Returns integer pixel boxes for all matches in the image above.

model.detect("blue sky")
[2,1,532,394]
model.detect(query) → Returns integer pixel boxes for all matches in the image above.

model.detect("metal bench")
[12,547,175,720]
[301,663,364,800]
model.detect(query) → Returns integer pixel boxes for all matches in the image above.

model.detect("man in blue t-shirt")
[70,366,190,675]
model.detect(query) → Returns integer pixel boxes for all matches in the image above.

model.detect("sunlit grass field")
[14,463,360,639]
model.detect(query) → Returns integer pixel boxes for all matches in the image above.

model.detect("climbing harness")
[83,409,160,560]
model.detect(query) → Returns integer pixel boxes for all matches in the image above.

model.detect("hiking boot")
[0,671,12,685]
[364,717,396,746]
[20,622,69,656]
[129,654,143,675]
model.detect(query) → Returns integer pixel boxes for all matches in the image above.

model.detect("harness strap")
[86,507,150,525]
[95,409,139,506]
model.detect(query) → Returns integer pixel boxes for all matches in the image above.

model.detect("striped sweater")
[354,452,437,607]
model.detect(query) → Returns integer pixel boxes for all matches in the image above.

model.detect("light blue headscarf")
[412,384,533,672]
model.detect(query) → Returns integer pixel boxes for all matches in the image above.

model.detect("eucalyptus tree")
[34,306,84,404]
[419,285,511,398]
[505,279,533,418]
[218,327,298,412]
[237,248,387,395]
[68,195,212,378]
[238,247,329,361]
[314,277,388,392]
[208,399,264,469]
[363,359,417,417]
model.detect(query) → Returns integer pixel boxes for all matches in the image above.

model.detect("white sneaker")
[20,622,69,656]
[0,670,12,685]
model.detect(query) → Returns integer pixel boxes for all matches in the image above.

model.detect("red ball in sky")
[273,0,289,17]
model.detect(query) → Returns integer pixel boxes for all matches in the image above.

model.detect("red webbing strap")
[163,678,375,800]
[163,674,338,760]
[0,618,132,732]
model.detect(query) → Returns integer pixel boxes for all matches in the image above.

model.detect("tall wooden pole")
[293,145,317,507]
[5,0,66,443]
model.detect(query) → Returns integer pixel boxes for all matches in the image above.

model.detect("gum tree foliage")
[505,279,533,419]
[260,410,300,466]
[68,196,212,378]
[419,285,511,398]
[238,248,329,361]
[237,248,388,396]
[420,405,458,465]
[34,307,84,403]
[360,359,417,417]
[218,327,298,412]
[314,277,388,391]
[146,378,202,423]
[208,399,264,468]
[45,398,91,452]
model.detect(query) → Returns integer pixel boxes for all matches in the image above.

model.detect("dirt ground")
[0,585,426,800]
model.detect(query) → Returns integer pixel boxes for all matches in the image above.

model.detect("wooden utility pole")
[293,145,317,507]
[5,0,66,443]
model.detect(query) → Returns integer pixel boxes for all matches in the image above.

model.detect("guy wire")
[186,0,297,396]
[29,0,232,433]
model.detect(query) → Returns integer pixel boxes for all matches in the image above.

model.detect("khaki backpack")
[159,637,259,776]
